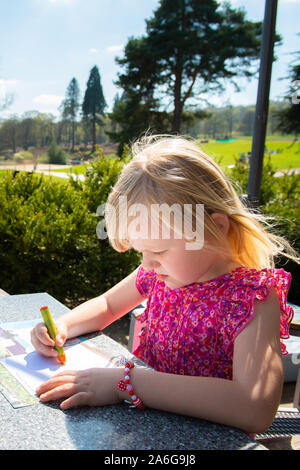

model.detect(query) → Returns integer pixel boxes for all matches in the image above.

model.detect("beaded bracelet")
[117,357,145,410]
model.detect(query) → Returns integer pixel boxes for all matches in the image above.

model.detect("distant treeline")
[0,100,291,156]
[180,100,290,140]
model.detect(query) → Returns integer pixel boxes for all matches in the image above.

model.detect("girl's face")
[130,235,234,290]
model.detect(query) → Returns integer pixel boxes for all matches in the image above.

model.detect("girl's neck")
[197,259,241,284]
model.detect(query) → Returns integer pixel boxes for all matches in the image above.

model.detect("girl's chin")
[157,274,168,281]
[161,277,186,289]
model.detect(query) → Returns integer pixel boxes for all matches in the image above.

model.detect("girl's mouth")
[157,273,168,280]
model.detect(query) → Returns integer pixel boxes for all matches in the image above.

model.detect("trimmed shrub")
[0,157,140,307]
[47,142,67,165]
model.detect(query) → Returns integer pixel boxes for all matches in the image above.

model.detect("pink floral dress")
[133,266,294,380]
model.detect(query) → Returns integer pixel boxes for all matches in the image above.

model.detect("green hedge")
[229,158,300,304]
[0,153,140,307]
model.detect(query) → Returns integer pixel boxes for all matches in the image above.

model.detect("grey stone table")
[0,292,267,450]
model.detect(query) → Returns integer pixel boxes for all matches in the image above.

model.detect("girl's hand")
[35,368,123,410]
[30,320,67,359]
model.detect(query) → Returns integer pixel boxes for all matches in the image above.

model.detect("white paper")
[0,343,116,396]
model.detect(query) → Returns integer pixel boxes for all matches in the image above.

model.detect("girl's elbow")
[245,413,274,435]
[241,401,278,434]
[240,377,283,434]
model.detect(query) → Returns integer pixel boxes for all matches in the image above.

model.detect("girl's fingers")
[36,371,77,395]
[38,345,58,358]
[37,372,93,409]
[60,392,92,410]
[52,369,77,378]
[34,324,55,347]
[31,335,57,358]
[39,382,78,402]
[30,325,56,357]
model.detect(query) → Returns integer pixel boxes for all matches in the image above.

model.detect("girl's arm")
[58,267,146,338]
[31,267,146,356]
[119,288,283,434]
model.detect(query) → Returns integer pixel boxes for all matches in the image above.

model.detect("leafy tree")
[116,0,263,137]
[237,107,255,136]
[0,117,19,153]
[61,77,80,151]
[47,141,67,164]
[179,108,212,137]
[33,113,55,147]
[276,49,300,138]
[18,112,38,150]
[108,89,170,155]
[82,66,106,152]
[109,93,122,135]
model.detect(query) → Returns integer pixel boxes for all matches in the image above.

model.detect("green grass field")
[0,139,299,181]
[57,139,300,173]
[49,163,88,174]
[0,169,68,184]
[199,139,300,170]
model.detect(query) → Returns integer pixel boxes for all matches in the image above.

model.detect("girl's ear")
[211,213,230,235]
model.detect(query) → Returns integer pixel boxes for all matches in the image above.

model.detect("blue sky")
[0,0,299,119]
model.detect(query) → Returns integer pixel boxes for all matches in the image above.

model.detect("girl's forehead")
[129,236,180,252]
[127,208,170,238]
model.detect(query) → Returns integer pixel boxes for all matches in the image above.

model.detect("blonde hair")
[106,134,299,269]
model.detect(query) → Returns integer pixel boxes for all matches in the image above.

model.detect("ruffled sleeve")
[220,268,294,356]
[135,266,157,297]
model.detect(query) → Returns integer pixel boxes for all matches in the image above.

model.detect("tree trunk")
[171,70,183,134]
[71,120,76,152]
[171,101,184,134]
[11,129,16,154]
[92,115,96,153]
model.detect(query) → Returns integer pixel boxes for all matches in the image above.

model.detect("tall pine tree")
[116,0,265,134]
[82,66,106,152]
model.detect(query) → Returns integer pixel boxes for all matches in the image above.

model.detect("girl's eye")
[154,250,166,255]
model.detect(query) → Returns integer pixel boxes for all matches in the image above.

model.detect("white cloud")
[106,44,124,53]
[0,79,19,86]
[89,48,98,54]
[33,94,63,107]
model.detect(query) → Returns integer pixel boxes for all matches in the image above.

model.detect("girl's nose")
[142,253,160,271]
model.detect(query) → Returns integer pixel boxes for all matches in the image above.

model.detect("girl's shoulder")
[218,266,294,356]
[222,266,292,297]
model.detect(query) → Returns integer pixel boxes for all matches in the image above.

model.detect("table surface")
[0,292,267,450]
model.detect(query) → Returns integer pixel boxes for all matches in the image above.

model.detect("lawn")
[52,140,299,173]
[0,139,299,179]
[46,163,88,174]
[199,139,300,170]
[0,169,68,184]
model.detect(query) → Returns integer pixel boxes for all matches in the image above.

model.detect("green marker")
[40,306,66,364]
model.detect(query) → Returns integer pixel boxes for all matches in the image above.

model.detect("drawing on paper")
[0,319,116,408]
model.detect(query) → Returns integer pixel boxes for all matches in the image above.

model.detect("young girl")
[31,135,299,434]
